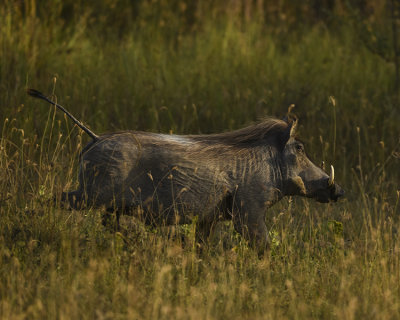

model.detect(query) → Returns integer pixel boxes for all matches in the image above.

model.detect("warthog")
[28,89,344,248]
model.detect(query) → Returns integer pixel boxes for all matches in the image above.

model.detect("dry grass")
[0,1,400,319]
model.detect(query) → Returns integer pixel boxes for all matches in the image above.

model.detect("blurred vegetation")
[0,0,399,319]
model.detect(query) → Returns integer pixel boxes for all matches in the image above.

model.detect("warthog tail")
[27,88,99,141]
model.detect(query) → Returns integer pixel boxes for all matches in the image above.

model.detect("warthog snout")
[328,181,345,202]
[326,165,345,201]
[313,179,345,203]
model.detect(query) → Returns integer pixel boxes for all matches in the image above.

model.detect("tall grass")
[0,0,399,319]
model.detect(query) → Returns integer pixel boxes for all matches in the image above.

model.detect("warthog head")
[281,120,344,203]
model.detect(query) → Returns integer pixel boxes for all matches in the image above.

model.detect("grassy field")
[1,1,400,319]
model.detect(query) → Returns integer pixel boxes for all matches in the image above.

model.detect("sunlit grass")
[0,1,399,319]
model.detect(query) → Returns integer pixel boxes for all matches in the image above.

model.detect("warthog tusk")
[328,165,335,186]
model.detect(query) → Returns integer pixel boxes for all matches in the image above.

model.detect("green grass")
[0,1,400,319]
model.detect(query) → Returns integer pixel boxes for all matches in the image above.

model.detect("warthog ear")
[280,119,298,146]
[289,119,297,137]
[282,104,296,124]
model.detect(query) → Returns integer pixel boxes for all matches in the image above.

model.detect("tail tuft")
[27,88,46,99]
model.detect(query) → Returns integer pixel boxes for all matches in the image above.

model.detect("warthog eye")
[295,144,304,153]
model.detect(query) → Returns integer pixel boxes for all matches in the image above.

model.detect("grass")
[0,1,400,319]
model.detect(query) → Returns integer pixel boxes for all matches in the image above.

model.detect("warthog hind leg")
[101,207,121,231]
[61,190,84,209]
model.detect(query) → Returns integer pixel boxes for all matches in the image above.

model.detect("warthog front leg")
[232,201,269,251]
